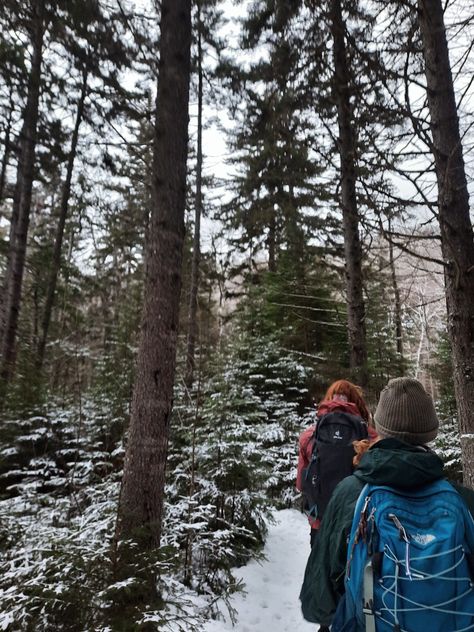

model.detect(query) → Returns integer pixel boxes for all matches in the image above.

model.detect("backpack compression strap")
[357,485,377,632]
[363,558,376,632]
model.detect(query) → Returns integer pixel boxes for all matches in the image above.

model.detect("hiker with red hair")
[296,379,376,545]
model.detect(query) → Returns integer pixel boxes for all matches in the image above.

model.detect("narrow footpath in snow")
[203,509,320,632]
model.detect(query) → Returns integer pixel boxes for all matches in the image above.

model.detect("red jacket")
[296,400,377,529]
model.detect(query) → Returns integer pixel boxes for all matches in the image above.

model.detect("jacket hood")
[354,438,444,489]
[317,399,362,419]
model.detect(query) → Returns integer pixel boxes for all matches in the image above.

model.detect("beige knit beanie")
[374,377,439,444]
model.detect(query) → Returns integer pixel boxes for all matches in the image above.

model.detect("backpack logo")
[411,532,436,546]
[333,429,343,440]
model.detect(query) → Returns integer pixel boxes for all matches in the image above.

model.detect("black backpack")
[301,411,368,521]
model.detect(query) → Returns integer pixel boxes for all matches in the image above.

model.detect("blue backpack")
[332,479,474,632]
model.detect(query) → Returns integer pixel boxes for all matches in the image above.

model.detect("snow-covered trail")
[203,509,320,632]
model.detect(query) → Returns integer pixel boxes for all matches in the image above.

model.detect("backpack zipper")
[388,513,412,580]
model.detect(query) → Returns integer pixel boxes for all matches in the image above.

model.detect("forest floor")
[201,509,320,632]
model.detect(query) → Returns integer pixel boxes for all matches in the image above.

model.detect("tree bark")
[418,0,474,488]
[0,0,45,388]
[36,66,88,371]
[388,219,404,370]
[268,212,277,272]
[117,0,192,547]
[330,0,368,386]
[0,92,14,211]
[185,3,203,389]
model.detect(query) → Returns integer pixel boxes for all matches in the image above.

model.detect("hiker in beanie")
[299,377,474,629]
[296,379,376,547]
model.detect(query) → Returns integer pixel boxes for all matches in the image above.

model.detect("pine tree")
[35,0,137,372]
[221,0,324,273]
[0,0,138,397]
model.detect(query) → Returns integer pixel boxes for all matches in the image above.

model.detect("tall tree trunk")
[330,0,368,386]
[185,3,203,389]
[388,219,404,371]
[418,0,474,488]
[0,0,45,389]
[36,67,88,371]
[0,92,14,211]
[118,0,192,547]
[268,212,277,272]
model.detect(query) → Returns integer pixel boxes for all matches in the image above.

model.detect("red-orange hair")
[322,379,371,423]
[353,435,382,466]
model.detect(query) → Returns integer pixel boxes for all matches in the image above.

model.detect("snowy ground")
[202,509,320,632]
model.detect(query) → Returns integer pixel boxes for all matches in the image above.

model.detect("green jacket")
[299,438,474,626]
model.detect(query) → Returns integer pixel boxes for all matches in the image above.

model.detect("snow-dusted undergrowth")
[0,338,314,631]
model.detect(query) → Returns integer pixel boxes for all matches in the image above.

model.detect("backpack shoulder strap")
[347,483,372,552]
[303,422,318,453]
[452,481,474,520]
